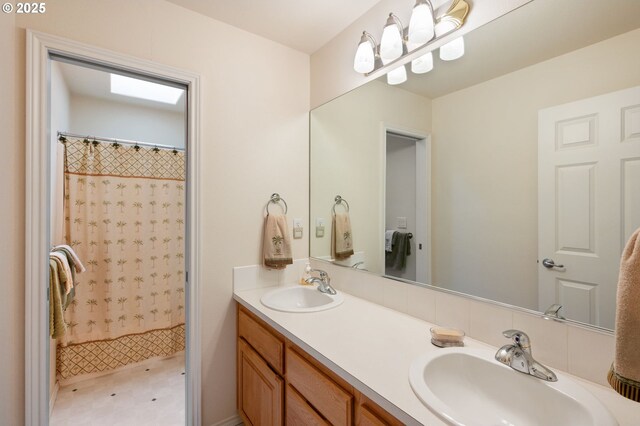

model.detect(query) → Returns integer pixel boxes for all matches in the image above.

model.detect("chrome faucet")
[495,330,557,382]
[305,269,337,295]
[543,304,565,321]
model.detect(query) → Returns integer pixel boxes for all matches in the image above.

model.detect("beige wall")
[310,81,430,273]
[430,28,640,309]
[1,1,309,424]
[0,10,26,426]
[69,95,186,147]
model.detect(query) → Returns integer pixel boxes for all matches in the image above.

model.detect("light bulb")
[386,65,407,85]
[408,2,434,47]
[380,17,403,62]
[353,37,375,73]
[411,51,433,74]
[440,36,464,61]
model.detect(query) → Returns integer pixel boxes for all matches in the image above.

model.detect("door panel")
[538,86,640,329]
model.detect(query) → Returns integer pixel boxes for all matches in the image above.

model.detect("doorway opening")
[383,129,431,284]
[26,31,201,426]
[49,57,188,424]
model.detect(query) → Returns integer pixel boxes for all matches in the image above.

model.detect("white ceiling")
[164,0,383,54]
[56,61,186,113]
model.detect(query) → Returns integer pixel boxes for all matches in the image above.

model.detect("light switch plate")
[397,217,407,229]
[293,218,303,239]
[315,218,325,238]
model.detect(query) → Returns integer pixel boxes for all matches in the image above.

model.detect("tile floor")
[51,354,185,426]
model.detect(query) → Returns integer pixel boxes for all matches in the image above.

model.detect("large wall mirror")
[310,0,640,331]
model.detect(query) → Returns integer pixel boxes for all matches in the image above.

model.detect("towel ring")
[332,195,350,215]
[266,193,288,215]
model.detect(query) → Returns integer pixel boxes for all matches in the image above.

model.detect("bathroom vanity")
[237,304,402,425]
[234,280,638,426]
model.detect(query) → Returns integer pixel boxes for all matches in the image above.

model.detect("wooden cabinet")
[286,345,353,426]
[238,338,283,426]
[286,384,330,426]
[355,391,405,426]
[237,304,402,426]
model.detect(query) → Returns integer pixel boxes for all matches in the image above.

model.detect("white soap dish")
[430,327,465,347]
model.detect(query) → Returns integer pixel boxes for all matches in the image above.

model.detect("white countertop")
[233,285,639,425]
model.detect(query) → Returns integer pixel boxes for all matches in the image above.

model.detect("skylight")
[110,74,183,104]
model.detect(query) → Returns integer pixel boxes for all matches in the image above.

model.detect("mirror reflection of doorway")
[48,57,188,425]
[384,130,430,283]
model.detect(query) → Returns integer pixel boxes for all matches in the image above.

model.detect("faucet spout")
[495,329,557,382]
[305,269,337,295]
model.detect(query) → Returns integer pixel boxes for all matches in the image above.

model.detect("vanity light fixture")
[380,13,405,63]
[408,0,435,46]
[387,64,407,85]
[353,0,469,83]
[411,51,434,74]
[353,31,377,73]
[435,20,465,60]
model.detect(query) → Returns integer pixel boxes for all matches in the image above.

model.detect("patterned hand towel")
[332,212,354,260]
[263,214,293,269]
[608,227,640,402]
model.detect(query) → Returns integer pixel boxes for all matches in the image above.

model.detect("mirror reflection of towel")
[385,232,411,270]
[332,212,354,260]
[263,214,293,269]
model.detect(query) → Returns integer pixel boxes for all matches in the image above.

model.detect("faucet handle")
[502,329,531,352]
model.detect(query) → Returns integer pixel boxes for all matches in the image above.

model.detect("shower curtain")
[57,138,186,380]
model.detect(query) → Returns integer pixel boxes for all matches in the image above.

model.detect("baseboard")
[49,380,59,417]
[210,413,242,426]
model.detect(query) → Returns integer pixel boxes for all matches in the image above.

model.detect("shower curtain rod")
[57,131,185,152]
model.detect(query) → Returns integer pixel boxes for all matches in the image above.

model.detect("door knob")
[542,258,564,269]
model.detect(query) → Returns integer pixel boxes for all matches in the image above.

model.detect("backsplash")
[232,258,614,387]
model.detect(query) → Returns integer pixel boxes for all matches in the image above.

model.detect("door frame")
[379,123,431,283]
[25,30,202,425]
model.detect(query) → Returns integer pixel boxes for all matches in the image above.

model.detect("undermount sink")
[261,285,344,313]
[409,347,617,426]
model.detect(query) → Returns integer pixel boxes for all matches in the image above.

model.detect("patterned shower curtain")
[57,138,186,380]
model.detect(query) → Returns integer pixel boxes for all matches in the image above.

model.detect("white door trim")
[25,30,202,425]
[379,123,431,282]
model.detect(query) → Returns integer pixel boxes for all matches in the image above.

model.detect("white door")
[538,86,640,329]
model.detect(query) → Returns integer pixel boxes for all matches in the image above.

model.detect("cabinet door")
[238,338,283,426]
[286,384,330,426]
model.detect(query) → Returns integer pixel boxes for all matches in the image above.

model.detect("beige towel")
[49,259,67,339]
[608,227,640,402]
[263,214,293,269]
[50,252,74,295]
[53,244,86,273]
[332,212,354,260]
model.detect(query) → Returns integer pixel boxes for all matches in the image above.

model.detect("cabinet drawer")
[239,308,284,374]
[238,339,283,426]
[286,384,330,426]
[286,348,353,426]
[355,391,404,426]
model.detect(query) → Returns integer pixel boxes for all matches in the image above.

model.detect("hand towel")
[385,230,395,252]
[332,212,354,260]
[53,244,86,273]
[608,227,640,402]
[49,259,67,339]
[263,214,293,269]
[385,231,411,270]
[50,252,74,295]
